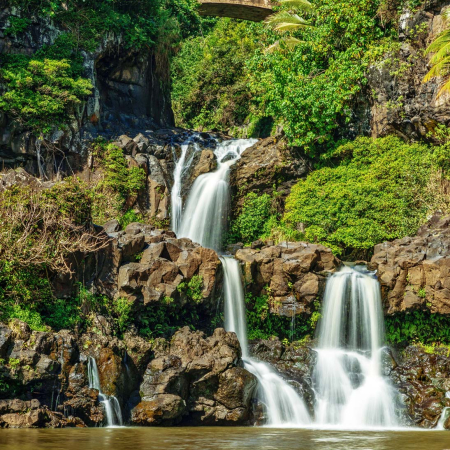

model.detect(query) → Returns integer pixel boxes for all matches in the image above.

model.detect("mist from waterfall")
[87,357,123,427]
[313,266,399,429]
[174,136,311,427]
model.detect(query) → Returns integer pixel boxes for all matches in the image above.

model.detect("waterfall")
[177,138,256,251]
[171,138,202,235]
[87,357,123,427]
[174,136,311,427]
[313,266,399,428]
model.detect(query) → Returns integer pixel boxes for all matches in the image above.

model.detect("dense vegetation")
[172,0,427,152]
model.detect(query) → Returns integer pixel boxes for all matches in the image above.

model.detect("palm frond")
[423,57,450,82]
[278,0,314,12]
[266,36,304,53]
[425,29,450,55]
[437,76,450,98]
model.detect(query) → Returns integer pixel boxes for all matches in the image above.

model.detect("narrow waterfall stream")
[313,266,399,429]
[173,136,311,427]
[87,357,123,427]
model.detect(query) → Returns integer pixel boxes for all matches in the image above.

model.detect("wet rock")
[370,214,450,314]
[235,242,340,316]
[131,327,257,426]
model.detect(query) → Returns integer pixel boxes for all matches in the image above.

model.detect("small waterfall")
[222,257,311,427]
[313,266,399,428]
[437,406,450,430]
[177,138,257,251]
[171,138,202,234]
[175,137,311,427]
[87,357,123,427]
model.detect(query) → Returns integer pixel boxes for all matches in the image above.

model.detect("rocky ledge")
[370,214,450,314]
[235,241,340,317]
[0,321,255,428]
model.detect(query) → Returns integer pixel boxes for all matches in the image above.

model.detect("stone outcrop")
[56,223,223,324]
[230,136,311,216]
[390,344,450,428]
[235,241,340,317]
[370,214,450,315]
[131,327,257,426]
[0,321,254,427]
[366,1,450,142]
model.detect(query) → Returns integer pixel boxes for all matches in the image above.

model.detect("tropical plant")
[423,9,450,98]
[264,0,314,51]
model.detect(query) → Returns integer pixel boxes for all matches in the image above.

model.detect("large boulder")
[131,327,257,425]
[230,136,310,216]
[235,242,340,317]
[370,214,450,314]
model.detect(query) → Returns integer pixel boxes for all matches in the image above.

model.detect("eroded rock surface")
[131,327,257,425]
[370,214,450,314]
[235,241,340,317]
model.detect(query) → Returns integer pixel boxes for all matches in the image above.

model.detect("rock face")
[230,136,311,216]
[131,327,257,426]
[235,242,340,317]
[370,214,450,315]
[0,321,255,428]
[248,337,317,415]
[56,223,223,325]
[0,7,173,178]
[390,345,450,428]
[366,1,450,141]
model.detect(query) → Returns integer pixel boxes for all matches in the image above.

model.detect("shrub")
[0,59,92,136]
[283,136,450,257]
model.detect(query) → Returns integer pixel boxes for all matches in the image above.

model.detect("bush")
[0,59,92,136]
[282,136,450,257]
[229,193,276,245]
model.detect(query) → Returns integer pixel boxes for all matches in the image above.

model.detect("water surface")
[0,427,449,450]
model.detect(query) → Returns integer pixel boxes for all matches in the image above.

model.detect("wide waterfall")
[87,357,123,427]
[174,136,311,427]
[313,266,399,428]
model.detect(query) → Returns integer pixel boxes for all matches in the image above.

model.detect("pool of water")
[0,427,449,450]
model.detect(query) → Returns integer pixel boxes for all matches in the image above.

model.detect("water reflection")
[0,428,448,450]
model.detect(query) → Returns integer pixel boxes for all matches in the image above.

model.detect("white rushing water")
[177,138,257,251]
[313,266,399,429]
[171,137,202,235]
[87,357,123,427]
[175,136,311,427]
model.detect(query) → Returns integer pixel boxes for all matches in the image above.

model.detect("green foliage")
[171,19,266,132]
[229,193,276,244]
[385,311,450,345]
[177,275,203,303]
[283,136,450,257]
[4,16,31,36]
[0,58,92,136]
[91,142,146,225]
[246,292,312,341]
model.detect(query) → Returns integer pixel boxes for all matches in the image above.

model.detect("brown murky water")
[0,427,449,450]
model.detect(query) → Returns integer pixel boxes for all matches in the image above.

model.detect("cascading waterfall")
[171,137,202,234]
[87,357,123,427]
[313,266,399,428]
[175,136,311,427]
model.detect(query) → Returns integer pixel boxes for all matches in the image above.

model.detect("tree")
[423,9,450,98]
[0,58,92,137]
[264,0,314,51]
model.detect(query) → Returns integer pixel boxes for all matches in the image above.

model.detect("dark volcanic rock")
[235,241,340,317]
[370,214,450,314]
[131,327,257,426]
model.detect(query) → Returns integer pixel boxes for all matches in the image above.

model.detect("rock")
[148,156,170,220]
[131,327,256,426]
[370,214,450,314]
[103,219,121,234]
[235,242,340,316]
[390,344,450,427]
[230,136,311,216]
